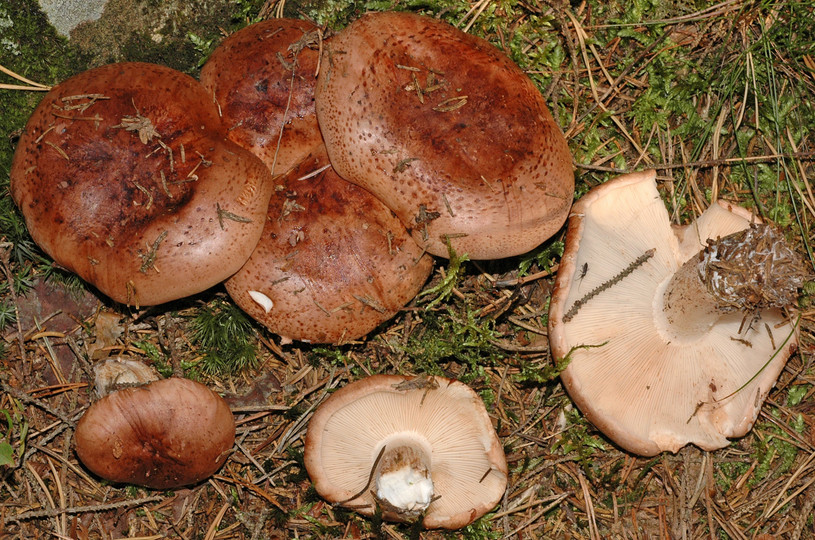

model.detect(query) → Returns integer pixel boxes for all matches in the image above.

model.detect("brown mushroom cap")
[304,374,508,529]
[10,62,275,306]
[75,377,235,489]
[224,145,433,343]
[315,11,574,260]
[548,170,801,455]
[200,19,322,177]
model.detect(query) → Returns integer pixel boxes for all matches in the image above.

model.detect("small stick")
[3,496,163,523]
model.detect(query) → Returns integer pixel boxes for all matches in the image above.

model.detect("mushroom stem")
[661,224,805,339]
[373,444,434,521]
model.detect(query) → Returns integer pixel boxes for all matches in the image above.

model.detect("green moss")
[552,405,607,473]
[715,460,750,492]
[416,241,470,309]
[189,298,260,376]
[396,307,504,383]
[517,239,564,278]
[749,411,801,487]
[446,513,502,539]
[118,30,204,72]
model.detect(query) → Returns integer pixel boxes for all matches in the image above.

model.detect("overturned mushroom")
[225,145,433,343]
[10,62,275,306]
[304,374,507,529]
[200,18,323,177]
[75,359,235,489]
[548,170,806,455]
[315,11,573,259]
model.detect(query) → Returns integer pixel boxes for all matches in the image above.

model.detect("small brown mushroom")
[315,11,574,259]
[225,145,433,343]
[10,62,275,306]
[200,19,323,177]
[548,170,806,455]
[304,374,507,529]
[75,374,235,489]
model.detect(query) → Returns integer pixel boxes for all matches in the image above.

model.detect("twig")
[489,340,549,352]
[0,380,76,426]
[791,483,815,540]
[494,266,558,288]
[0,63,51,90]
[576,151,815,174]
[3,496,163,523]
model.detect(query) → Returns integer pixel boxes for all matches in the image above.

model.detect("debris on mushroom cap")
[548,170,805,456]
[9,62,275,306]
[315,11,574,260]
[200,18,323,177]
[224,145,433,344]
[304,374,508,529]
[75,377,235,489]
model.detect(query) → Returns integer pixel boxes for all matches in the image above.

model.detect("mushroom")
[304,374,507,529]
[75,368,235,489]
[224,145,433,344]
[315,11,574,260]
[200,18,322,177]
[92,356,160,398]
[548,170,806,455]
[10,62,275,306]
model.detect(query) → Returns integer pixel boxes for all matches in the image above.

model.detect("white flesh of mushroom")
[248,290,274,313]
[370,433,435,518]
[375,452,434,513]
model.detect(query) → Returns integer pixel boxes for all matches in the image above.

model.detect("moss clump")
[189,298,260,376]
[0,0,78,165]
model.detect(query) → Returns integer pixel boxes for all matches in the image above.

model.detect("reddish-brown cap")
[304,374,508,529]
[315,12,574,259]
[225,145,433,344]
[10,62,275,306]
[75,377,235,489]
[548,170,799,455]
[200,19,322,177]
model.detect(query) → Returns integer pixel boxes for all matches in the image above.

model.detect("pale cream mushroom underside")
[304,375,508,529]
[548,170,799,456]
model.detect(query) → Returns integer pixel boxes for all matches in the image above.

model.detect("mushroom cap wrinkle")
[200,19,323,177]
[75,377,235,489]
[304,375,508,529]
[315,11,574,260]
[548,170,799,456]
[10,62,275,306]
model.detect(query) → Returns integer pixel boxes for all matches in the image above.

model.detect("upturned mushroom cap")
[75,377,235,489]
[315,11,574,259]
[224,145,433,344]
[200,19,322,177]
[304,374,508,529]
[548,170,801,456]
[10,62,275,306]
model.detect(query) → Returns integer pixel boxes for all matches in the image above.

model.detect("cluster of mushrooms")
[9,9,808,531]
